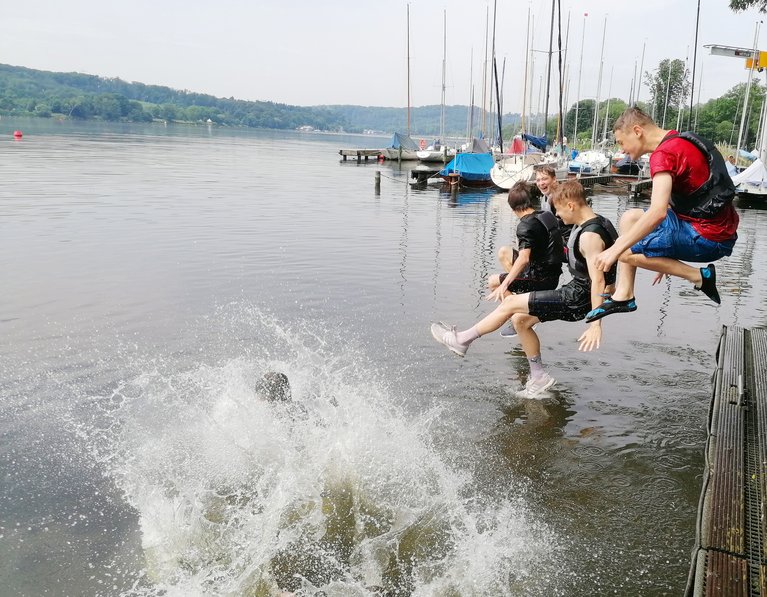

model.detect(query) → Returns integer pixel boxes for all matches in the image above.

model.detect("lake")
[1,119,766,596]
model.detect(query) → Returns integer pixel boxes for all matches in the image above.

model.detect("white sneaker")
[515,373,556,398]
[430,322,469,357]
[499,322,539,338]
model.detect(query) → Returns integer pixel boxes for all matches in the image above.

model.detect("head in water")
[256,371,292,402]
[534,164,557,196]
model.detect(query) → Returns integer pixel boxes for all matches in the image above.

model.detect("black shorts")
[528,280,591,322]
[498,271,560,294]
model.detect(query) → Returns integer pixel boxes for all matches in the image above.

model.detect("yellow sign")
[745,51,767,70]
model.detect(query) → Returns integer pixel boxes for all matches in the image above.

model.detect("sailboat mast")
[440,9,446,142]
[556,0,565,147]
[636,40,646,106]
[601,66,613,143]
[591,16,607,149]
[736,21,761,158]
[466,48,474,141]
[543,0,556,143]
[688,0,701,129]
[528,15,536,136]
[407,4,411,136]
[573,13,586,147]
[489,0,498,145]
[521,7,531,133]
[481,8,489,137]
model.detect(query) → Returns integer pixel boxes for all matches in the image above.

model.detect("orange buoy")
[13,130,22,139]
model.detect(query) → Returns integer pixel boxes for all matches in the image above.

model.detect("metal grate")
[743,328,761,596]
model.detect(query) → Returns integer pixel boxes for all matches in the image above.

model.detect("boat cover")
[439,153,495,181]
[469,137,491,153]
[523,133,548,151]
[389,132,420,151]
[732,158,767,187]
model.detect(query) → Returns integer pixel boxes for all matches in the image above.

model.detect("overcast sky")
[2,1,766,114]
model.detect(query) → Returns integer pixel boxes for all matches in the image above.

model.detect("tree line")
[1,61,764,149]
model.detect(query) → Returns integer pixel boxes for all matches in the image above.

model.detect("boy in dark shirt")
[487,181,563,300]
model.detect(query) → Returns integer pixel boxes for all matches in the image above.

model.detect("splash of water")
[88,305,563,596]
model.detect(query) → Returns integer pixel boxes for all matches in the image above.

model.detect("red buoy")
[13,130,23,139]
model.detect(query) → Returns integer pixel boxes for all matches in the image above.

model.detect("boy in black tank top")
[486,181,563,301]
[431,181,616,398]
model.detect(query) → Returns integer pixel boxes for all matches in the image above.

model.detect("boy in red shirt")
[586,107,738,321]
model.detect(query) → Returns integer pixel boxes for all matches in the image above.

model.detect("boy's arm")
[577,232,608,352]
[594,172,673,271]
[487,248,531,301]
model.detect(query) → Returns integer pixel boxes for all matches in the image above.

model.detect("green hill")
[0,63,522,136]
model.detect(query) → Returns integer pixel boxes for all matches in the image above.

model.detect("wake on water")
[86,305,565,596]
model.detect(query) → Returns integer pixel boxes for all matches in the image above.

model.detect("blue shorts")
[630,210,736,262]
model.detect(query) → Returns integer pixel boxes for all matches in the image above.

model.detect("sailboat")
[381,5,421,162]
[417,11,456,163]
[490,4,559,190]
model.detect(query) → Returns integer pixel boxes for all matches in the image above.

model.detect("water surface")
[1,119,766,596]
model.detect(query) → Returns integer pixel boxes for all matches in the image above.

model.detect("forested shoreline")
[0,62,763,147]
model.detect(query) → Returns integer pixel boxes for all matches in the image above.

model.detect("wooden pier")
[687,326,767,597]
[339,149,381,162]
[629,178,653,197]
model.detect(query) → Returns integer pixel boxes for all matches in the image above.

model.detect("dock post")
[375,171,381,194]
[449,173,459,197]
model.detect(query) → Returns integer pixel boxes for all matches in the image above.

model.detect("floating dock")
[629,178,653,197]
[339,149,381,162]
[687,326,767,596]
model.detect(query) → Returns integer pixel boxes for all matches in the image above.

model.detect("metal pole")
[574,13,586,146]
[688,0,701,129]
[736,21,761,158]
[543,0,556,143]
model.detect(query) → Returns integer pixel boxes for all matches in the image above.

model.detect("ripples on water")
[1,120,766,595]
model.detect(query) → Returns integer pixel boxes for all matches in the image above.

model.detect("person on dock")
[536,164,573,243]
[431,181,618,398]
[488,181,564,338]
[586,107,738,323]
[725,154,738,177]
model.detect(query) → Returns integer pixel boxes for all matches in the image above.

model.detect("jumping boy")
[487,180,563,300]
[431,181,618,398]
[586,107,738,322]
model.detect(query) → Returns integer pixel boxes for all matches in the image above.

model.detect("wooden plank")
[703,326,746,555]
[704,551,749,597]
[338,149,381,158]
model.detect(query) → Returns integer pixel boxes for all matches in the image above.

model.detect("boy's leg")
[513,314,556,398]
[608,209,643,302]
[497,245,516,272]
[476,293,530,335]
[430,293,530,356]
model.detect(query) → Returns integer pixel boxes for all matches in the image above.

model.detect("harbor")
[5,0,767,593]
[4,121,766,594]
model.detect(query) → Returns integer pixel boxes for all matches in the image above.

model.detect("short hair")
[507,181,534,211]
[550,180,587,207]
[534,164,556,179]
[613,106,655,132]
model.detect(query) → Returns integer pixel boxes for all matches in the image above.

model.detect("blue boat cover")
[439,153,495,181]
[389,132,420,151]
[568,160,592,173]
[523,133,548,152]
